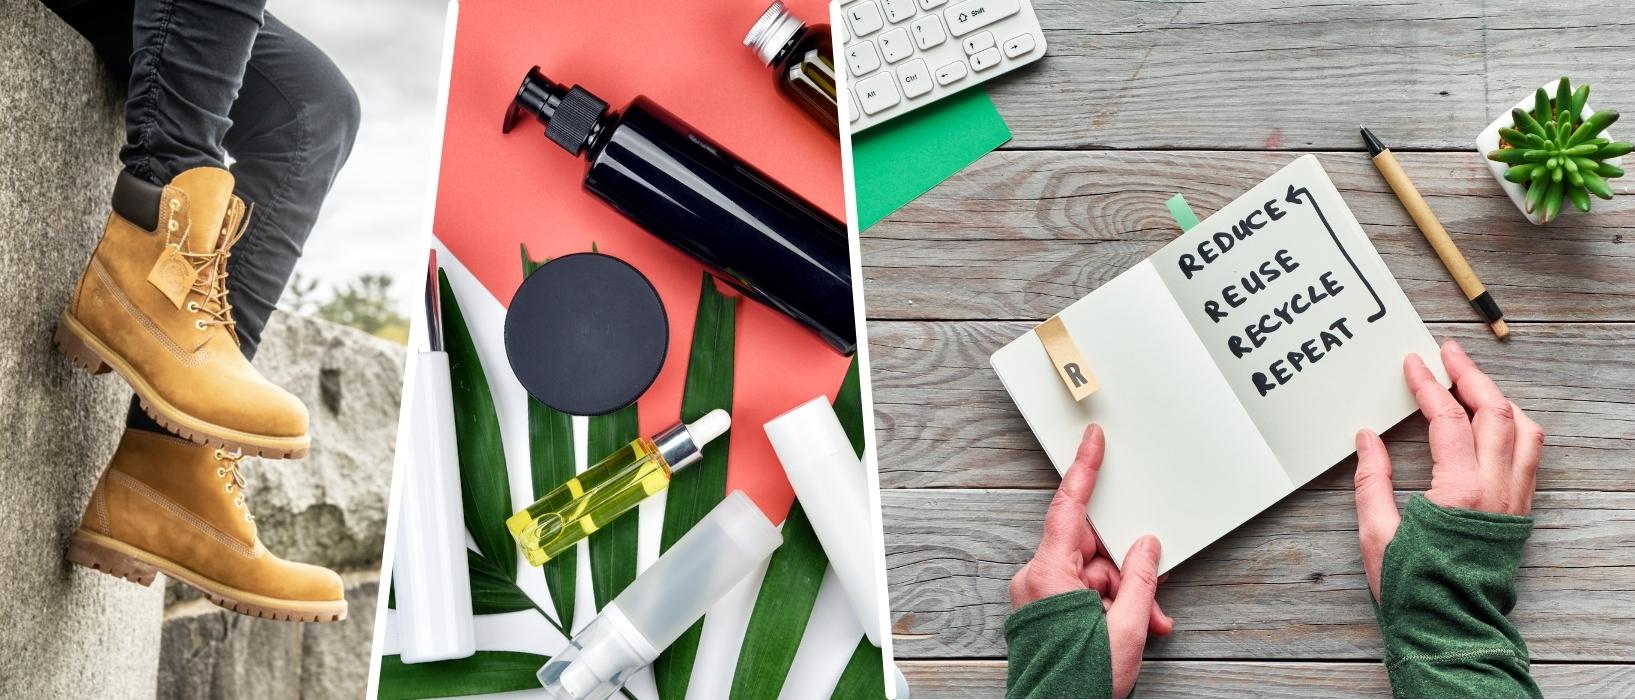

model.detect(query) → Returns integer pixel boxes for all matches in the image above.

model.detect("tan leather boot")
[67,430,347,622]
[56,167,309,458]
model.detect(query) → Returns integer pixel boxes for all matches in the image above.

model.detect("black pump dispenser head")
[502,66,609,156]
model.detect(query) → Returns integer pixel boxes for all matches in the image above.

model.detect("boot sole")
[68,530,347,623]
[55,315,310,459]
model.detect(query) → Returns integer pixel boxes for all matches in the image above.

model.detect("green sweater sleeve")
[1005,589,1113,698]
[1376,495,1540,699]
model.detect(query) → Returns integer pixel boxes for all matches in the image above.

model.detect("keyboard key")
[846,2,884,36]
[847,89,860,122]
[935,60,967,85]
[846,40,881,76]
[854,72,902,114]
[898,59,933,98]
[970,46,1001,71]
[917,0,948,8]
[881,0,915,23]
[878,27,912,63]
[1002,33,1036,58]
[910,14,947,49]
[962,31,994,55]
[943,0,1019,37]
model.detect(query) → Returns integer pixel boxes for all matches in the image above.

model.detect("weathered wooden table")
[865,1,1635,696]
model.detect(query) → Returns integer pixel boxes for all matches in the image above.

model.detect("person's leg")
[56,0,310,456]
[49,3,357,432]
[120,0,267,184]
[218,12,361,358]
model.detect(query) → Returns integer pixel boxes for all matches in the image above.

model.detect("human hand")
[1010,423,1175,697]
[1353,340,1545,600]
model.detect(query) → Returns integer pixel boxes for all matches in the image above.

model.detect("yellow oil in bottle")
[506,437,673,566]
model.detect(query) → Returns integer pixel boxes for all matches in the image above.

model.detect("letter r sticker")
[1035,315,1099,401]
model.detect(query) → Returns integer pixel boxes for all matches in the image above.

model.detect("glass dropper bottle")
[506,410,730,566]
[744,1,837,135]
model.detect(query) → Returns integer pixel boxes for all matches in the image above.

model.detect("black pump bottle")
[502,67,855,354]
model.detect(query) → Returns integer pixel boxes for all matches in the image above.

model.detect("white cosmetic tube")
[763,396,883,645]
[394,351,476,663]
[539,491,782,700]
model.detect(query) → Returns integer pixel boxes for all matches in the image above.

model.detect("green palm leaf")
[653,274,738,699]
[588,403,641,608]
[730,357,869,697]
[830,638,888,699]
[377,652,551,700]
[439,270,515,579]
[522,244,578,629]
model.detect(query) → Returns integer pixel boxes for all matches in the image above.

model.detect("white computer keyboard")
[839,0,1045,131]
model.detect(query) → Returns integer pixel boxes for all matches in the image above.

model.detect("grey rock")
[157,574,380,700]
[0,0,163,697]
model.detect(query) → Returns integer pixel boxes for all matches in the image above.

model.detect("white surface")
[764,398,884,645]
[842,0,1044,130]
[395,352,476,663]
[1475,81,1622,225]
[990,156,1447,573]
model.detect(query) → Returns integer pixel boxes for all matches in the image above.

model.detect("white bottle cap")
[763,396,852,464]
[743,1,804,66]
[685,409,731,448]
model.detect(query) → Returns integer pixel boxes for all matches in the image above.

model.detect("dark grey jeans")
[45,0,361,433]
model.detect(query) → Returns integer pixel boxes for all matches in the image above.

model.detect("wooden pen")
[1362,126,1510,340]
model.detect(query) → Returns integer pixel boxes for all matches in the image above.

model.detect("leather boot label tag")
[147,244,198,309]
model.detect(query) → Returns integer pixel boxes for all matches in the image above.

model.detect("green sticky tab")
[1166,193,1200,232]
[853,90,1012,230]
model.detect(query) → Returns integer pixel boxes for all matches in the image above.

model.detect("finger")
[1040,424,1105,557]
[1082,556,1119,596]
[1443,341,1516,500]
[1511,402,1545,515]
[1353,429,1400,602]
[1106,536,1161,640]
[1149,599,1176,637]
[1405,353,1480,489]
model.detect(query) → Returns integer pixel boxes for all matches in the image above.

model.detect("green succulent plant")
[1488,76,1631,223]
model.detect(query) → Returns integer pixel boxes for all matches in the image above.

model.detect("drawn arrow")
[1286,184,1387,323]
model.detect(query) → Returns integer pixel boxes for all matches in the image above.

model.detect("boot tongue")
[170,167,236,254]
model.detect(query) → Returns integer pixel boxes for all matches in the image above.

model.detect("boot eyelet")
[195,320,207,330]
[167,220,179,232]
[234,497,243,508]
[216,467,226,477]
[213,449,224,459]
[187,302,200,313]
[224,484,234,493]
[169,199,181,211]
[244,514,253,523]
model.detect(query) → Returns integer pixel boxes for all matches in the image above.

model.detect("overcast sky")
[264,0,448,317]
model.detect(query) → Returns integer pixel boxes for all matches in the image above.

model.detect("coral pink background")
[433,0,849,523]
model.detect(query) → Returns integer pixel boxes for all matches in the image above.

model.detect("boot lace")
[213,448,255,523]
[177,204,253,338]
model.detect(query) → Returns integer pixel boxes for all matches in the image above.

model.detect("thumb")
[1107,535,1161,639]
[1353,429,1400,601]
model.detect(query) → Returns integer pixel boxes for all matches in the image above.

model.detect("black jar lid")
[504,252,668,416]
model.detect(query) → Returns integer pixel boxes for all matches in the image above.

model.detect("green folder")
[852,89,1012,230]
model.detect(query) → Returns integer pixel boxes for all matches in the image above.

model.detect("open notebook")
[990,155,1448,573]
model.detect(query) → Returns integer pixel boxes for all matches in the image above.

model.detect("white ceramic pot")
[1475,80,1622,224]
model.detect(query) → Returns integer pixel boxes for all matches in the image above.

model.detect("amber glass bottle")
[744,2,837,135]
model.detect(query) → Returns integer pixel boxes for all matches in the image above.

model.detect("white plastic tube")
[539,491,782,700]
[764,396,883,645]
[394,351,475,663]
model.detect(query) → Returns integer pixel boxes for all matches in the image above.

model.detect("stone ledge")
[159,571,380,700]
